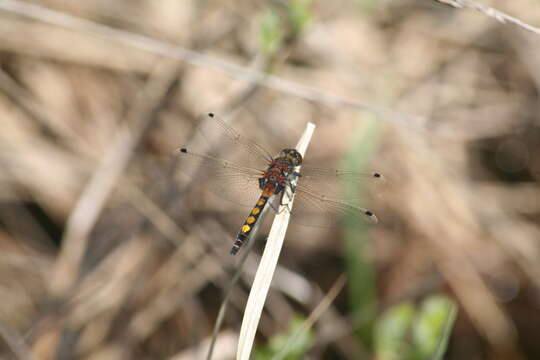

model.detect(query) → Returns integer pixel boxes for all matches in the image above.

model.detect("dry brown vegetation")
[0,0,540,359]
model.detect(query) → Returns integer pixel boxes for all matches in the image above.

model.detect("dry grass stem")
[0,0,425,127]
[1,0,539,358]
[237,122,316,360]
[436,0,540,35]
[171,331,237,360]
[50,61,181,296]
[0,323,33,360]
[272,273,347,360]
[205,229,259,360]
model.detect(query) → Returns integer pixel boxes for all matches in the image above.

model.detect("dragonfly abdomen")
[231,187,274,255]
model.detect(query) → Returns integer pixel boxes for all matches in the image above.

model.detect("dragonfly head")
[278,148,302,167]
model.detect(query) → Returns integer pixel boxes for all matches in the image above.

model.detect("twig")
[0,67,87,154]
[436,0,540,36]
[0,0,424,127]
[49,60,182,297]
[170,331,237,360]
[272,274,347,360]
[0,323,34,360]
[205,215,264,360]
[237,122,316,360]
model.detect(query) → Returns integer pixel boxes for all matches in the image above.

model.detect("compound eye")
[294,152,302,165]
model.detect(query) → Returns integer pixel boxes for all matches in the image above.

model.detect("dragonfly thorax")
[257,149,302,194]
[259,165,287,194]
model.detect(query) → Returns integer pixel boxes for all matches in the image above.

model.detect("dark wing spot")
[180,148,187,153]
[208,112,215,118]
[373,173,381,178]
[365,210,374,216]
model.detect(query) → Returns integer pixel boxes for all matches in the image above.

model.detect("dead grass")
[0,0,539,359]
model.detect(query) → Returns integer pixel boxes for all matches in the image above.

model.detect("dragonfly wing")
[176,112,278,208]
[286,182,378,227]
[176,149,264,207]
[190,113,274,170]
[205,171,263,207]
[299,165,384,200]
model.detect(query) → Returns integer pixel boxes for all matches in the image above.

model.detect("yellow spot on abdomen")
[251,208,261,215]
[246,216,256,224]
[257,198,266,206]
[241,225,251,233]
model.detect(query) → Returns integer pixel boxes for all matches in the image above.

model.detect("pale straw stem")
[236,122,316,360]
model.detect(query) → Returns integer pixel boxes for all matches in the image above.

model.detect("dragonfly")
[176,113,382,255]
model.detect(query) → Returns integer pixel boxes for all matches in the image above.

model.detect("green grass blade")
[343,113,384,347]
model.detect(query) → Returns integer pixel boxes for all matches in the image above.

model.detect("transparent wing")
[286,181,378,228]
[188,113,274,170]
[175,112,276,207]
[175,112,382,225]
[175,149,265,207]
[299,164,384,200]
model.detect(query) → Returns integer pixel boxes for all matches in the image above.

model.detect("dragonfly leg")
[269,201,280,213]
[279,204,292,214]
[276,203,294,214]
[289,183,296,193]
[277,191,294,214]
[285,183,296,198]
[287,171,301,193]
[268,196,291,214]
[258,177,266,190]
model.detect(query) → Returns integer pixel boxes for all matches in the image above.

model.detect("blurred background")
[1,0,540,359]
